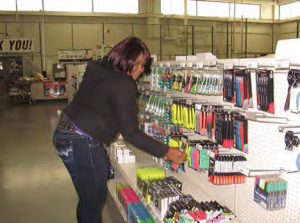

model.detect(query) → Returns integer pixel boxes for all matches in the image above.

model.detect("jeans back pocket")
[54,137,74,163]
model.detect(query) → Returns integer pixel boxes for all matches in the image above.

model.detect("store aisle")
[0,101,124,223]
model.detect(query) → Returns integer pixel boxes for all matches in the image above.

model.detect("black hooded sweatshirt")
[64,58,169,158]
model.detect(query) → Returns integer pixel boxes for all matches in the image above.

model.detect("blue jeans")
[53,127,108,223]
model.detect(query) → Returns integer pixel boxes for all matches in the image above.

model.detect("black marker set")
[215,111,234,148]
[215,111,248,153]
[194,104,223,140]
[208,154,247,185]
[223,69,234,103]
[223,68,253,109]
[233,69,253,109]
[256,69,274,114]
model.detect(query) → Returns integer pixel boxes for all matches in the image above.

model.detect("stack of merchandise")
[116,182,157,223]
[137,167,183,220]
[185,140,216,173]
[136,167,236,222]
[110,140,136,164]
[150,65,223,96]
[164,197,235,223]
[208,154,247,185]
[137,90,150,108]
[254,176,287,210]
[137,167,166,192]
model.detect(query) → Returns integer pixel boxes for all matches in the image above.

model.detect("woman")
[53,36,186,223]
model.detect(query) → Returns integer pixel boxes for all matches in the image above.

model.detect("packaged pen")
[232,113,248,153]
[233,69,253,109]
[223,69,234,102]
[256,69,274,114]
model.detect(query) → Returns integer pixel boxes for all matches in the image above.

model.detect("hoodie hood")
[83,57,134,83]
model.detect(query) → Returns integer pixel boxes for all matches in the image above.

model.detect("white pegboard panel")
[250,71,258,111]
[235,173,300,223]
[235,178,286,223]
[281,173,300,223]
[146,58,300,223]
[247,121,300,170]
[274,70,289,116]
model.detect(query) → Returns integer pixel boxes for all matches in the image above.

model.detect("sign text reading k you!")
[0,39,34,53]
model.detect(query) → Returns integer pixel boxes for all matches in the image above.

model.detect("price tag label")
[224,63,234,70]
[166,62,171,67]
[195,104,202,110]
[207,150,216,159]
[196,144,202,150]
[241,167,250,176]
[196,63,204,69]
[159,63,163,68]
[259,61,275,68]
[180,62,186,68]
[186,99,193,105]
[275,60,290,69]
[187,62,193,68]
[246,62,258,69]
[210,60,217,66]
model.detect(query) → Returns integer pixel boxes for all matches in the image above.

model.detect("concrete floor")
[0,100,124,223]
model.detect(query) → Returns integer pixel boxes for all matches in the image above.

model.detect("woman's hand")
[164,147,187,165]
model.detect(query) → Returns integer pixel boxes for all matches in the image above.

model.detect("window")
[94,0,138,13]
[197,1,230,18]
[161,0,185,15]
[44,0,92,12]
[17,0,43,11]
[187,0,196,16]
[0,0,16,11]
[280,1,300,20]
[230,3,260,19]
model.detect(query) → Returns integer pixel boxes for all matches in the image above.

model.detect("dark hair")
[107,36,151,75]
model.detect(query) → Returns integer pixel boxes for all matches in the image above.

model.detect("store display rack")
[107,143,242,223]
[135,55,300,223]
[107,179,128,222]
[107,145,163,222]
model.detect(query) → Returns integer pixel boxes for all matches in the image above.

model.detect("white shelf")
[107,142,242,223]
[107,179,127,222]
[108,147,164,223]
